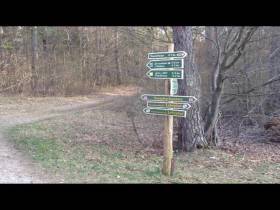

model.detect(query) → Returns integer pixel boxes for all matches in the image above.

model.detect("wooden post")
[162,43,174,176]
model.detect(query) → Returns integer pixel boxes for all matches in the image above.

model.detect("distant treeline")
[0,26,280,126]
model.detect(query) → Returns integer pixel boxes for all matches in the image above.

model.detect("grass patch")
[5,101,280,183]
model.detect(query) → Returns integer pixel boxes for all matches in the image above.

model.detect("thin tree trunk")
[31,26,38,96]
[114,27,122,85]
[80,31,87,92]
[42,27,48,95]
[173,26,207,152]
[269,27,280,92]
[204,72,223,145]
[205,27,216,93]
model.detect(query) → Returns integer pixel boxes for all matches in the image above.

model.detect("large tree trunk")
[172,26,207,152]
[31,26,38,96]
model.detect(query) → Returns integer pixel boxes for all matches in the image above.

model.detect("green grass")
[5,107,280,183]
[6,123,160,183]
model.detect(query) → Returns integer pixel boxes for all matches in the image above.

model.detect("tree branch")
[222,27,258,71]
[222,73,280,105]
[161,26,172,43]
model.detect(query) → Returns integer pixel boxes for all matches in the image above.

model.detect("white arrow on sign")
[182,103,191,109]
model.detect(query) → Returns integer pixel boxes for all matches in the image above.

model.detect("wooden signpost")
[141,44,196,176]
[163,44,175,176]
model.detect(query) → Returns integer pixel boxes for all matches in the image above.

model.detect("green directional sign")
[143,108,186,118]
[170,79,178,95]
[147,102,191,110]
[148,51,187,59]
[141,94,197,103]
[146,59,183,70]
[146,70,183,79]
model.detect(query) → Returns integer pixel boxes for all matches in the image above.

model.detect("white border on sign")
[146,70,184,80]
[143,108,187,118]
[147,101,191,110]
[146,59,184,70]
[140,94,198,103]
[148,51,187,60]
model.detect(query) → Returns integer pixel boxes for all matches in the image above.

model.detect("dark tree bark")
[172,26,207,152]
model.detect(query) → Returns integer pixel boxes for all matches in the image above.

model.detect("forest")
[0,26,279,183]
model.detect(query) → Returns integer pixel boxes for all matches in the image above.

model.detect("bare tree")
[203,27,258,144]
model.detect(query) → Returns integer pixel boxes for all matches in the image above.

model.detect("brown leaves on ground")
[220,122,280,164]
[263,117,280,142]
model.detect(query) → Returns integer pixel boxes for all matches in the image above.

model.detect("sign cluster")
[141,51,197,118]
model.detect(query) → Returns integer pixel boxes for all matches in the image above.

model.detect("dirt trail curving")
[0,86,139,183]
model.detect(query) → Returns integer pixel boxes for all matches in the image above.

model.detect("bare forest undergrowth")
[220,125,280,163]
[1,85,280,183]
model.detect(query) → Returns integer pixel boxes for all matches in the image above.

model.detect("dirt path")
[0,86,139,183]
